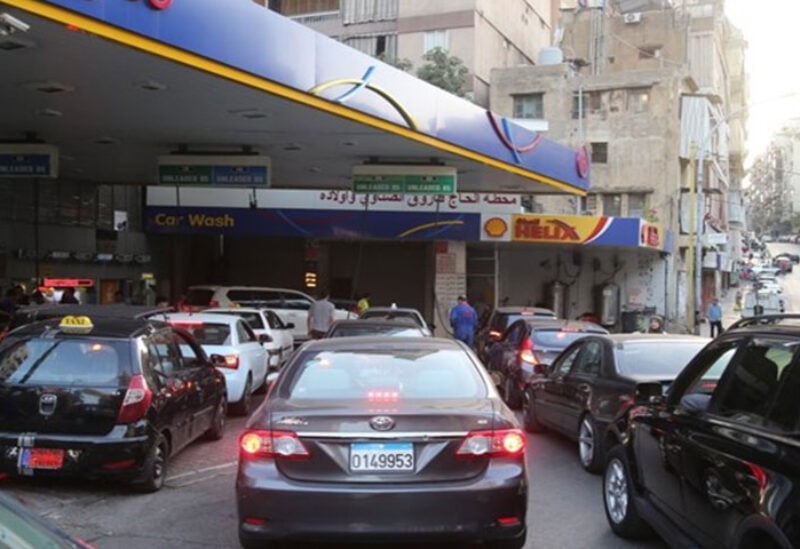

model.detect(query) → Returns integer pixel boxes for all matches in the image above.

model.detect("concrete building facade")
[490,0,747,329]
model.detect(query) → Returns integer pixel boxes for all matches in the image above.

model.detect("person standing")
[707,297,723,337]
[60,287,80,304]
[308,288,336,339]
[450,295,478,348]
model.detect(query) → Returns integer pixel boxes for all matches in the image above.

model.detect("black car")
[486,319,608,409]
[523,334,708,472]
[603,314,800,548]
[0,314,227,492]
[476,306,557,362]
[237,336,527,548]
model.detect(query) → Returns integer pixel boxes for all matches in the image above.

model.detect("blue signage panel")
[0,154,53,178]
[145,206,480,241]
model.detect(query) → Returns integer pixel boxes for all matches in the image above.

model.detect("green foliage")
[376,53,413,73]
[415,47,469,97]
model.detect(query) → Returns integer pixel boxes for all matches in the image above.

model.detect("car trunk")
[269,398,498,483]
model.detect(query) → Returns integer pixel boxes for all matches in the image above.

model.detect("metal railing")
[290,11,340,24]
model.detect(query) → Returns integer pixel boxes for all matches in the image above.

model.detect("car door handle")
[577,383,591,393]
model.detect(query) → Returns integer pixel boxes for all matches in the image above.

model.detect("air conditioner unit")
[623,12,642,24]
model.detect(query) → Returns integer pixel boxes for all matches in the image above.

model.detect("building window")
[571,93,584,119]
[423,30,449,53]
[591,142,608,164]
[602,194,622,217]
[513,93,544,119]
[580,194,598,215]
[627,88,650,113]
[589,91,603,113]
[628,193,647,217]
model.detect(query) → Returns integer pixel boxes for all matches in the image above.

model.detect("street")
[1,413,663,549]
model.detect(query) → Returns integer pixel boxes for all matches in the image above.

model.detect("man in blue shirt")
[706,297,723,337]
[450,295,478,348]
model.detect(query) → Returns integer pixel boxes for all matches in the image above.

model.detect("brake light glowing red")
[239,430,310,459]
[367,390,399,403]
[456,429,526,459]
[518,337,537,365]
[117,375,152,424]
[497,516,521,526]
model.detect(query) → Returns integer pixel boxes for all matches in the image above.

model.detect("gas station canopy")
[0,0,590,195]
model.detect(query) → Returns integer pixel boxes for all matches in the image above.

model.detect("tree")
[415,47,469,97]
[376,53,413,73]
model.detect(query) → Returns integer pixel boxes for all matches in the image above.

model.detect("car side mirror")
[634,382,664,405]
[285,322,295,329]
[209,354,227,368]
[259,334,273,344]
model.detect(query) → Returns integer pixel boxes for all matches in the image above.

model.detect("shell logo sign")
[483,217,508,238]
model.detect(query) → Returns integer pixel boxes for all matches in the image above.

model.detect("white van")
[741,290,785,318]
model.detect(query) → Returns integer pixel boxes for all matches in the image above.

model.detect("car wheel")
[204,395,227,441]
[231,375,253,416]
[578,414,603,473]
[523,392,546,433]
[134,434,168,493]
[503,376,522,410]
[603,445,652,539]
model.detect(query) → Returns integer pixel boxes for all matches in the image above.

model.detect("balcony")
[290,10,340,25]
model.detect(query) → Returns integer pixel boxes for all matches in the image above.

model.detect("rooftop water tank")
[538,47,564,65]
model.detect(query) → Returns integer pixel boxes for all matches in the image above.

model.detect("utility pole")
[695,139,705,335]
[687,143,696,331]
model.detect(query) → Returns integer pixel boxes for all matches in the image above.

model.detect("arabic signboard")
[157,155,270,186]
[352,165,456,194]
[0,144,59,178]
[147,187,523,213]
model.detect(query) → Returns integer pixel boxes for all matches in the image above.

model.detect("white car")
[156,313,269,416]
[358,306,433,336]
[203,307,294,369]
[180,285,351,343]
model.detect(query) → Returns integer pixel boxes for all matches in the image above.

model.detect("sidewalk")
[697,289,741,338]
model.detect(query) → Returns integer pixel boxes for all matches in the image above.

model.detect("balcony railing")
[290,10,340,25]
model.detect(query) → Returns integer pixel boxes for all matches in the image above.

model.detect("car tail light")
[220,354,240,369]
[367,390,399,403]
[496,516,521,526]
[518,337,537,365]
[239,430,310,459]
[455,429,526,459]
[117,375,153,424]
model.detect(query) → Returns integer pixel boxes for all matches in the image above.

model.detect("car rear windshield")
[329,325,424,338]
[360,311,422,327]
[532,329,598,348]
[226,290,283,307]
[615,341,706,377]
[171,322,231,345]
[184,289,214,306]
[282,348,486,400]
[0,337,130,386]
[209,311,264,330]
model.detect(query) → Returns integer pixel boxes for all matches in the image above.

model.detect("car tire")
[204,395,227,441]
[603,445,652,539]
[523,392,546,433]
[231,375,253,416]
[578,414,603,473]
[134,433,168,493]
[503,376,523,410]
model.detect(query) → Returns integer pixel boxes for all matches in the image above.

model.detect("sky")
[725,0,800,165]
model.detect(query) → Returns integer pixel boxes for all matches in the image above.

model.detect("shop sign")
[43,278,95,288]
[640,222,664,249]
[511,214,610,244]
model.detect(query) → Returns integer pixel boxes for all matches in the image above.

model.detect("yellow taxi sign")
[59,315,94,334]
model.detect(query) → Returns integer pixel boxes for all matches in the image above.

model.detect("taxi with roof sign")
[0,314,227,492]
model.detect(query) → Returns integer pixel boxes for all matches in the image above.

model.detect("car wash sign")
[158,155,270,187]
[0,145,59,178]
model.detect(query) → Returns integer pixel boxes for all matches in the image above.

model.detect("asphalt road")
[1,407,666,549]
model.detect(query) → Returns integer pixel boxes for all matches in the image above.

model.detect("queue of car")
[3,292,800,548]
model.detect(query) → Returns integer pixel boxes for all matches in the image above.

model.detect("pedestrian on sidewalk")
[707,297,724,337]
[450,295,478,348]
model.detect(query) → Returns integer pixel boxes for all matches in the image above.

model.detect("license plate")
[350,442,414,472]
[21,448,64,470]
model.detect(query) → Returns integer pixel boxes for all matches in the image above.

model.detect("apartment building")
[490,0,747,327]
